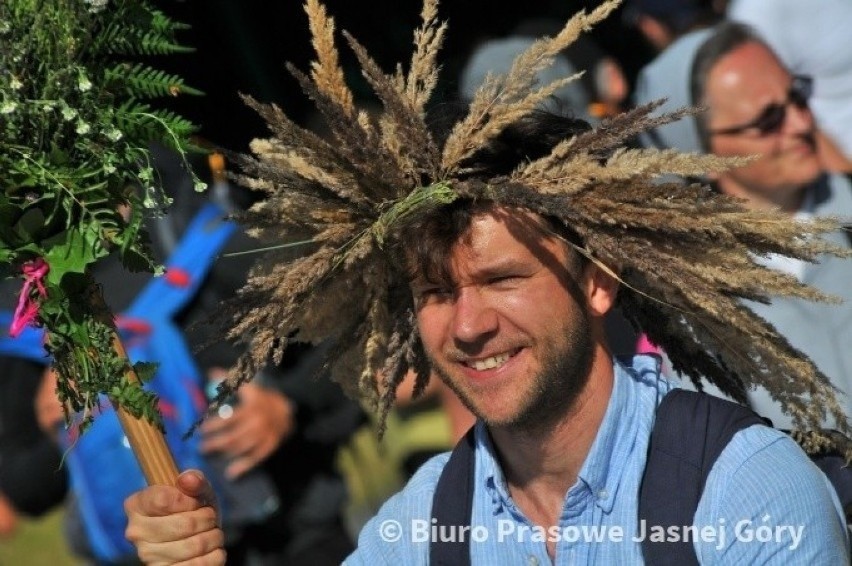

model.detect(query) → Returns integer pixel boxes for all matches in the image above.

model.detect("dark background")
[153,0,654,153]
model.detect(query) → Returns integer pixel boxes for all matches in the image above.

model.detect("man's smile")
[460,349,522,371]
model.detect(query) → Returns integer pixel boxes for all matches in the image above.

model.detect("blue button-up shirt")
[345,356,849,564]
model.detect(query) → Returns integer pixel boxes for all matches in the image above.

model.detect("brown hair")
[395,107,589,289]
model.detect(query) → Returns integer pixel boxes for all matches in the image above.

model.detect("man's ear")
[583,261,620,318]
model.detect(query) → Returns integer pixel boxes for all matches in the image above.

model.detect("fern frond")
[97,4,194,57]
[115,101,199,151]
[104,63,204,98]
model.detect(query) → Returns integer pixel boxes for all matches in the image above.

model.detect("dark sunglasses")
[709,75,813,137]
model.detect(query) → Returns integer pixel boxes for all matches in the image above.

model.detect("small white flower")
[193,181,208,192]
[104,164,116,174]
[75,120,91,134]
[0,101,17,114]
[61,104,78,121]
[77,74,92,92]
[0,21,10,34]
[84,0,109,14]
[9,76,23,90]
[104,128,123,141]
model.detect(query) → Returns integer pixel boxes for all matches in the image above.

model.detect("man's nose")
[784,100,813,135]
[450,286,498,344]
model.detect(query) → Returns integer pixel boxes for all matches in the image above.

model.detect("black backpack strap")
[639,389,768,565]
[430,426,476,566]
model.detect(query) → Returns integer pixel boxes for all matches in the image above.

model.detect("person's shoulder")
[343,451,451,565]
[695,425,849,562]
[825,173,852,209]
[712,424,815,479]
[404,450,452,497]
[366,450,451,520]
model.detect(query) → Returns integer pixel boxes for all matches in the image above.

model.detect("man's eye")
[488,275,522,287]
[417,287,453,301]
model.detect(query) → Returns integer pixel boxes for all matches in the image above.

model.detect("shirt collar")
[475,355,666,515]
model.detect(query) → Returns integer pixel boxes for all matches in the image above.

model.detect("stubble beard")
[430,308,594,436]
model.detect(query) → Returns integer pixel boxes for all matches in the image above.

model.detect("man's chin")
[435,379,526,428]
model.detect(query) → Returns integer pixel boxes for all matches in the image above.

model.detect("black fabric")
[638,389,767,565]
[226,510,354,566]
[428,390,767,565]
[0,358,68,516]
[813,453,852,521]
[429,427,476,566]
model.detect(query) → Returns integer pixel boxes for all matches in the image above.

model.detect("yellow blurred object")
[337,401,454,537]
[208,152,227,183]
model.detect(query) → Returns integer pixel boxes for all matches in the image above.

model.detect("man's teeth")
[468,352,511,371]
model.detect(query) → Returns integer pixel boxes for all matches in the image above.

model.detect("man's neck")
[488,346,615,529]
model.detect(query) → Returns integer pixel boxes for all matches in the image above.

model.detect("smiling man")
[411,207,599,432]
[338,129,847,563]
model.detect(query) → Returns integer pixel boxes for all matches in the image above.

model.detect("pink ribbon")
[9,258,49,338]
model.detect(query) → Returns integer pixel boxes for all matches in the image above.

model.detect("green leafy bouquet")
[0,0,203,435]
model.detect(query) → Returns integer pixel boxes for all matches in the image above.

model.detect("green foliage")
[105,63,204,98]
[133,361,159,383]
[0,0,203,429]
[96,2,194,56]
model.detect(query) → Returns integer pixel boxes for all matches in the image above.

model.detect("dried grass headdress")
[214,0,850,453]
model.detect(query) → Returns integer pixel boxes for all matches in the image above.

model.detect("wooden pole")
[111,336,180,486]
[86,282,180,486]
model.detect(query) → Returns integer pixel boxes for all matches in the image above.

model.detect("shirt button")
[527,556,539,566]
[597,489,609,500]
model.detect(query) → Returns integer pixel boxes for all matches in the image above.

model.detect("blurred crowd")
[1,0,850,563]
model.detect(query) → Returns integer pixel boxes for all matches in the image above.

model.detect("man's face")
[413,210,594,431]
[703,41,822,211]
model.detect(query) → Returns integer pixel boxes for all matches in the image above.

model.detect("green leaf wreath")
[0,0,203,431]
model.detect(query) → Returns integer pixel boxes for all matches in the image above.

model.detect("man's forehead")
[705,42,791,123]
[450,212,573,274]
[454,208,553,253]
[406,204,575,288]
[709,41,786,94]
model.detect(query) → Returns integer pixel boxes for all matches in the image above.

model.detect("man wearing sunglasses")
[634,20,852,508]
[690,23,851,212]
[705,73,811,136]
[727,0,852,163]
